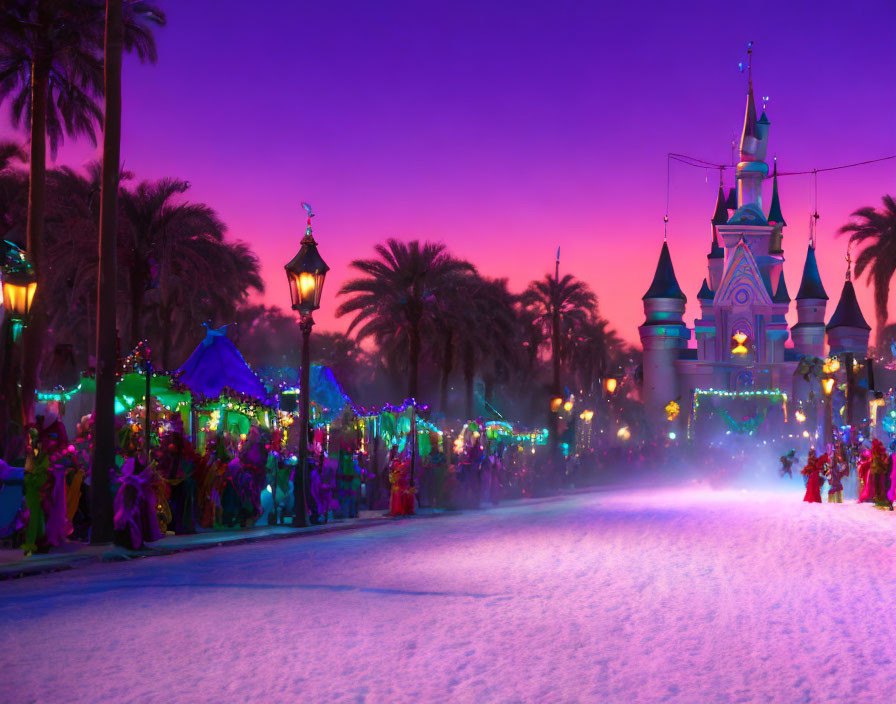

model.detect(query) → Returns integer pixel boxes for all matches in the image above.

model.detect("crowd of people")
[796,437,896,507]
[1,409,551,556]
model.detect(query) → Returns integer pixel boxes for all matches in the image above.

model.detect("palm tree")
[95,0,163,543]
[120,177,261,368]
[567,315,623,396]
[521,273,596,455]
[457,275,518,419]
[839,195,896,349]
[337,239,475,399]
[0,141,25,171]
[0,0,163,421]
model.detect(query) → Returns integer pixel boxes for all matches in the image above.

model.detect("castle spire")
[711,186,729,227]
[795,244,828,301]
[643,241,686,301]
[741,80,758,147]
[827,280,870,332]
[767,160,786,226]
[773,273,790,304]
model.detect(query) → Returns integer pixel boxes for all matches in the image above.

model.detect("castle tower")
[638,241,690,425]
[707,187,727,290]
[792,245,828,358]
[827,278,871,357]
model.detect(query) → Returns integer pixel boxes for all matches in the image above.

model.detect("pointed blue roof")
[827,280,870,331]
[643,241,686,301]
[697,278,714,300]
[725,187,738,210]
[767,163,786,226]
[773,274,790,303]
[795,246,828,300]
[709,188,726,259]
[711,187,729,226]
[758,111,770,125]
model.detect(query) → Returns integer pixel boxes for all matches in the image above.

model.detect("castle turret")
[792,245,828,358]
[736,83,769,209]
[768,274,790,362]
[638,241,690,425]
[707,187,727,290]
[695,278,716,361]
[826,279,871,357]
[765,161,786,287]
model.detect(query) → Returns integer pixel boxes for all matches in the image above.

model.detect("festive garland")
[720,407,769,434]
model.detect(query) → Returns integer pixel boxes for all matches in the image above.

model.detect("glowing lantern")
[563,400,574,412]
[823,358,840,374]
[285,216,329,316]
[822,378,835,396]
[604,378,618,394]
[617,426,630,440]
[731,331,749,355]
[665,400,680,421]
[794,411,806,423]
[550,397,564,413]
[870,397,885,424]
[1,265,37,324]
[580,409,594,422]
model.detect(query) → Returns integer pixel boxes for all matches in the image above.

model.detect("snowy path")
[3,486,896,703]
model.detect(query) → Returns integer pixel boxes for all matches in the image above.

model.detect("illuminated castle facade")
[638,79,872,426]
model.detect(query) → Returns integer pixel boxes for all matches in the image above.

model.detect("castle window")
[731,331,750,355]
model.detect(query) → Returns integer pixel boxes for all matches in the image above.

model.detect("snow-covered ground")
[3,484,896,703]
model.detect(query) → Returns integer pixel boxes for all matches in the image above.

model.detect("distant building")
[639,77,871,426]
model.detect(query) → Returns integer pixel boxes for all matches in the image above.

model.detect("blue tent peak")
[176,326,270,402]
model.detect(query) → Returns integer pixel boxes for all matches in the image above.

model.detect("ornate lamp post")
[1,251,37,457]
[284,204,329,527]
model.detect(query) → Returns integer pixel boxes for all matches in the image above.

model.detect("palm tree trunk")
[549,309,561,458]
[463,345,475,420]
[129,267,145,346]
[408,322,421,399]
[876,313,887,352]
[160,303,173,370]
[20,50,50,422]
[438,329,453,415]
[91,0,124,544]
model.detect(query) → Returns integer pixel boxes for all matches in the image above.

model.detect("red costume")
[802,452,826,503]
[388,457,415,516]
[858,449,874,503]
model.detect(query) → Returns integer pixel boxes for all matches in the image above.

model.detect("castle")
[639,77,872,428]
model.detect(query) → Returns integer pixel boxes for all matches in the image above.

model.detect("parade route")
[3,485,895,703]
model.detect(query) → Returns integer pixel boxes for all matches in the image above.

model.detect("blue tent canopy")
[258,365,353,424]
[175,325,270,403]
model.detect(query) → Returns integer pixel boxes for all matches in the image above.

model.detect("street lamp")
[822,377,835,445]
[2,266,37,324]
[1,252,37,458]
[284,204,329,528]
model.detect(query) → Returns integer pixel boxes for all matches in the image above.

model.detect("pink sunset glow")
[4,0,895,345]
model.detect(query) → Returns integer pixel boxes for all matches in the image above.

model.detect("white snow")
[3,485,896,703]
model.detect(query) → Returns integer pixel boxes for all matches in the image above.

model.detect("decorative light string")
[668,152,896,176]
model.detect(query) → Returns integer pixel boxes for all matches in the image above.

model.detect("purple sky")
[4,0,896,344]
